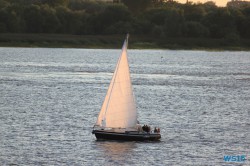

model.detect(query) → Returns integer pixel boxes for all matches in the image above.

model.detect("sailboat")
[92,35,161,141]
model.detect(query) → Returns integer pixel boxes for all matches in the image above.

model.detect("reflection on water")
[96,141,136,161]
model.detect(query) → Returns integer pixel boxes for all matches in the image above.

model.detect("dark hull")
[92,130,161,141]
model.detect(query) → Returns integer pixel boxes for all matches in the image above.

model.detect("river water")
[0,47,249,165]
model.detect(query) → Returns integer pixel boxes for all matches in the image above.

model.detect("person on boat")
[148,125,151,133]
[154,127,160,133]
[142,125,146,132]
[142,125,145,132]
[154,127,157,133]
[142,125,149,133]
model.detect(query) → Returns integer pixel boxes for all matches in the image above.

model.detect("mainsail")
[95,35,137,129]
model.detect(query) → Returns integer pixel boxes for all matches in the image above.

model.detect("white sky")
[177,0,250,7]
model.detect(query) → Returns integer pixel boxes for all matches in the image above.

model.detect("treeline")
[0,0,250,41]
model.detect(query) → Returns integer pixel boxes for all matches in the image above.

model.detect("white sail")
[95,35,137,129]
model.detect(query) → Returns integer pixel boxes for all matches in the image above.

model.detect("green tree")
[0,0,9,9]
[183,4,206,22]
[183,21,209,37]
[163,8,184,37]
[40,5,60,33]
[122,0,152,14]
[90,4,132,34]
[203,8,237,38]
[23,5,43,33]
[0,5,23,33]
[41,0,69,7]
[0,9,7,32]
[203,1,217,12]
[151,25,164,37]
[56,6,84,34]
[144,9,170,26]
[132,17,153,34]
[238,6,250,38]
[69,0,107,14]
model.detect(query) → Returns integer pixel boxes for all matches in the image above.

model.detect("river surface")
[0,47,249,165]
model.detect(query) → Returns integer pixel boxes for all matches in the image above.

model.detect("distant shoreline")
[1,33,250,51]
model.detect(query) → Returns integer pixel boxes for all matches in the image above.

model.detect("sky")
[177,0,250,7]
